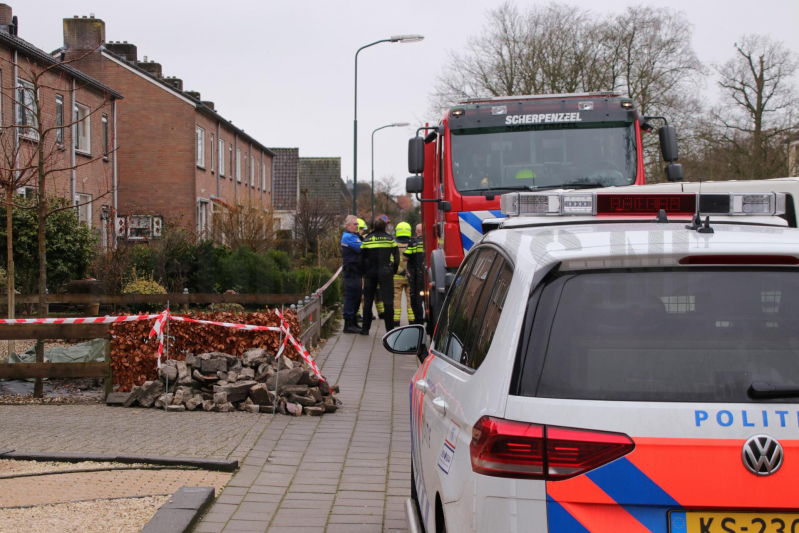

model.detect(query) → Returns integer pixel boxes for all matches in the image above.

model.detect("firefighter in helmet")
[360,216,399,334]
[404,223,425,325]
[393,222,415,325]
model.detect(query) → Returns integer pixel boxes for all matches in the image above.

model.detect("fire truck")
[406,91,683,331]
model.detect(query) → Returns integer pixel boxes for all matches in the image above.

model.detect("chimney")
[185,90,201,101]
[164,76,183,91]
[0,4,12,33]
[105,41,137,62]
[63,14,105,53]
[138,60,162,78]
[201,101,215,111]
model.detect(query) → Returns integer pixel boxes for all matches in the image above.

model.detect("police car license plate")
[670,511,799,533]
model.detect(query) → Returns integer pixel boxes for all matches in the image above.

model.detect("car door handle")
[415,380,429,394]
[432,397,448,415]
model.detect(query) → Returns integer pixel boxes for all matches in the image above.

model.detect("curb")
[140,486,215,533]
[0,450,237,472]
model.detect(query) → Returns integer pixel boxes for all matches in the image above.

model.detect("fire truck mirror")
[665,163,684,182]
[406,175,424,194]
[658,125,679,163]
[438,201,452,212]
[408,136,425,174]
[424,130,438,144]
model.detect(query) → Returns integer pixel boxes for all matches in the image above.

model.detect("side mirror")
[658,125,679,163]
[382,325,427,363]
[408,137,425,174]
[424,130,438,144]
[406,175,424,194]
[437,201,451,212]
[665,163,684,182]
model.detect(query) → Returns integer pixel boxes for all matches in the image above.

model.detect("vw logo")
[742,435,784,476]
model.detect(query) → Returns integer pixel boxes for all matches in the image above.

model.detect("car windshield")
[450,123,637,194]
[517,269,799,403]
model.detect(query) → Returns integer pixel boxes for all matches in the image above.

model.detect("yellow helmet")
[395,221,412,237]
[357,218,367,230]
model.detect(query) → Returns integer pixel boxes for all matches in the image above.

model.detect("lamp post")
[371,122,410,222]
[353,34,423,216]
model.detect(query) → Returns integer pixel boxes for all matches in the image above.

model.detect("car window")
[444,249,497,364]
[432,252,476,353]
[519,269,799,403]
[469,260,513,370]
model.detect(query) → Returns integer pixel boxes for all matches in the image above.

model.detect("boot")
[359,316,371,335]
[343,319,361,334]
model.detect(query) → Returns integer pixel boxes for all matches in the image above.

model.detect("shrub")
[216,246,283,294]
[208,302,245,313]
[284,266,341,307]
[122,276,167,313]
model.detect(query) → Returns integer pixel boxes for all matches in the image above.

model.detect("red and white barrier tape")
[0,308,323,380]
[313,266,342,297]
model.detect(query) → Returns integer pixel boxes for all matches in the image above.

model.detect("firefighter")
[355,218,368,324]
[340,215,363,334]
[404,223,425,325]
[393,222,414,325]
[360,216,399,334]
[374,215,390,319]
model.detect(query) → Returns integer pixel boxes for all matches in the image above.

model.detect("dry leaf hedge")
[110,310,302,392]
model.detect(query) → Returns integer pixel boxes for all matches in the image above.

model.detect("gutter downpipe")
[71,79,76,206]
[113,98,118,249]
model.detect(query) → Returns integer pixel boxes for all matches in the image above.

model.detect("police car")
[382,189,799,533]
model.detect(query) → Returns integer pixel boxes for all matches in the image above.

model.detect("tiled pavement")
[194,321,418,533]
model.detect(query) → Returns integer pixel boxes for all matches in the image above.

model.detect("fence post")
[104,337,112,399]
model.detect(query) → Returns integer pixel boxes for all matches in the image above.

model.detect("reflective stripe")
[362,241,397,248]
[458,210,506,254]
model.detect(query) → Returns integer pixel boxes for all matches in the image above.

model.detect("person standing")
[340,215,363,334]
[360,217,399,334]
[393,222,415,325]
[405,223,425,325]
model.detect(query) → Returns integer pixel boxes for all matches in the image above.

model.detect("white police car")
[383,190,799,533]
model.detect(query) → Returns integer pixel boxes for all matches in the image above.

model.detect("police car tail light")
[470,417,634,480]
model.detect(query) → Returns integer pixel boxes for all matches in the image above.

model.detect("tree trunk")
[34,107,46,398]
[6,187,14,360]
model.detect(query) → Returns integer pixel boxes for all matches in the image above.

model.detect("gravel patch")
[0,459,151,478]
[0,495,169,533]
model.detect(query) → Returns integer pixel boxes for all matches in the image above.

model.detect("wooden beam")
[0,323,111,340]
[0,362,110,380]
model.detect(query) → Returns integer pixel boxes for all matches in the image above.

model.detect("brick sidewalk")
[194,321,418,533]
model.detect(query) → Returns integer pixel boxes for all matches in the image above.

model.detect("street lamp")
[372,122,410,222]
[353,34,424,216]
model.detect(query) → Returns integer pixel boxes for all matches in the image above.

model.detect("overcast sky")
[18,0,799,198]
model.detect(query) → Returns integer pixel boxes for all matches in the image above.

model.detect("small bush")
[216,247,283,294]
[284,267,341,307]
[122,276,167,313]
[208,302,245,313]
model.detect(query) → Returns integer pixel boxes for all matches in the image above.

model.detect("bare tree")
[213,198,276,253]
[293,194,338,255]
[705,35,799,179]
[0,48,116,396]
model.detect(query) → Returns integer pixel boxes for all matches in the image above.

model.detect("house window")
[196,126,205,168]
[244,153,248,185]
[197,199,209,235]
[210,133,214,173]
[236,149,241,183]
[102,114,108,157]
[251,157,255,188]
[229,145,233,179]
[18,186,35,200]
[219,139,225,176]
[262,162,266,191]
[128,215,152,240]
[74,103,90,153]
[55,95,64,145]
[17,79,38,140]
[76,193,92,227]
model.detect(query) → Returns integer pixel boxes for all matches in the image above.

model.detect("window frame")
[218,138,225,176]
[18,79,38,141]
[431,244,515,374]
[55,94,64,145]
[197,198,210,235]
[236,149,242,183]
[76,193,92,227]
[251,156,255,188]
[210,133,215,173]
[101,114,108,158]
[262,161,266,191]
[196,126,205,168]
[74,102,91,154]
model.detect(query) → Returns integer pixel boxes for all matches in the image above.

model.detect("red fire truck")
[406,91,683,331]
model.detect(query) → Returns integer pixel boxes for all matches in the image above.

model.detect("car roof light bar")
[499,192,787,218]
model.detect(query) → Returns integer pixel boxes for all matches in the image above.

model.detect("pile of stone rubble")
[107,349,339,416]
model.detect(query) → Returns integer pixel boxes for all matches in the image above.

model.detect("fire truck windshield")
[450,123,637,195]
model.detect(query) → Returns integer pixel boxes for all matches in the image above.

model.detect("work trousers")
[393,277,414,323]
[343,272,362,320]
[362,275,394,333]
[408,271,424,325]
[360,282,384,316]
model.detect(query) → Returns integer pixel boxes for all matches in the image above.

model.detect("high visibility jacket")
[404,237,425,278]
[360,230,399,279]
[394,236,412,279]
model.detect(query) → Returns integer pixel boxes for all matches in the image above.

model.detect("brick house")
[0,5,122,248]
[59,14,274,242]
[299,157,350,216]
